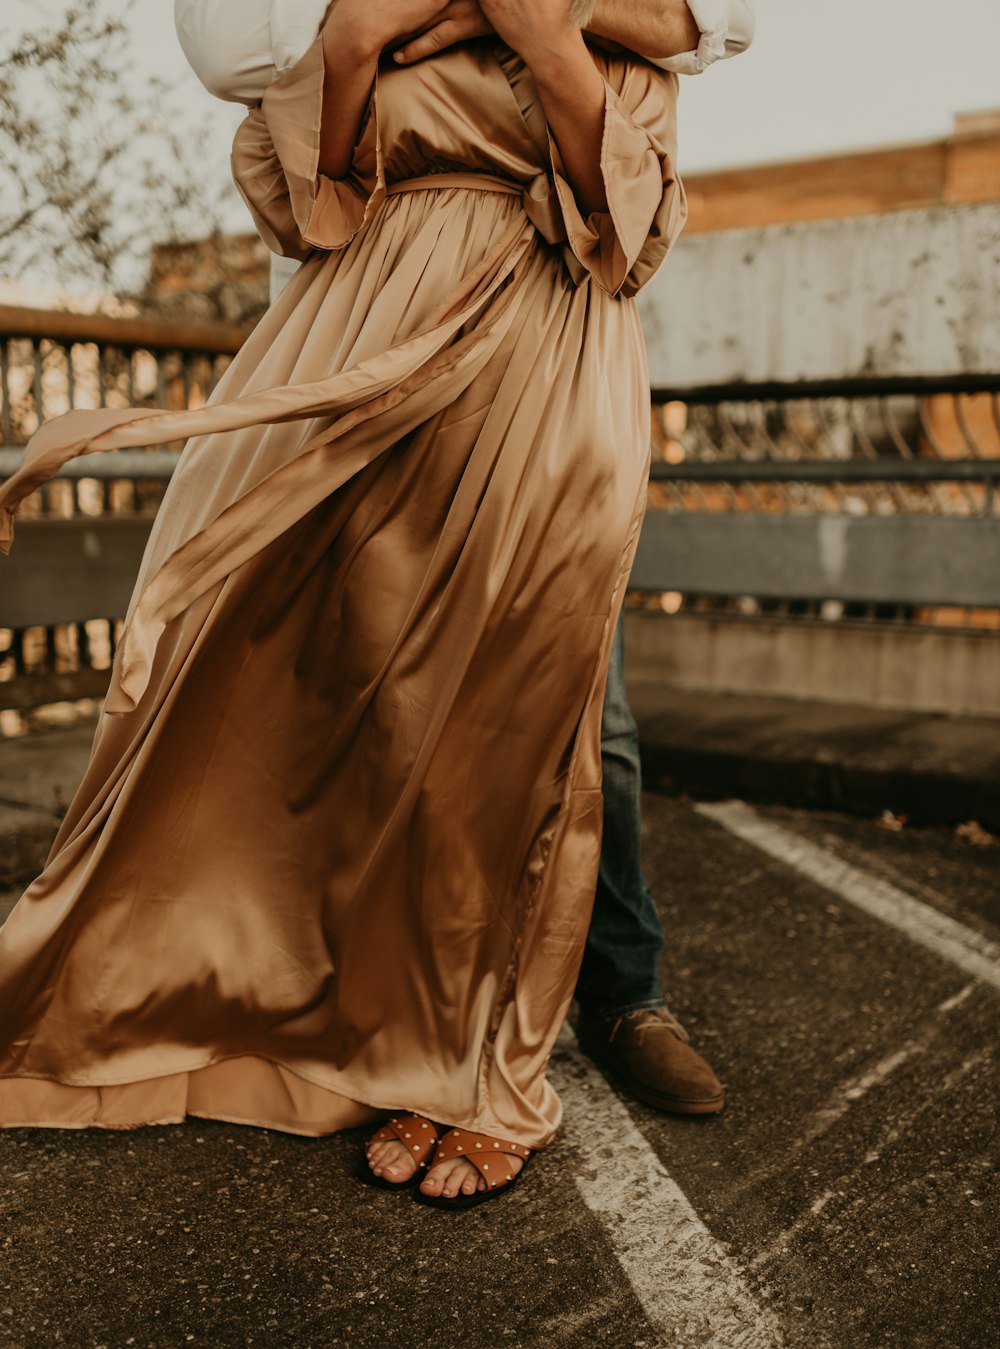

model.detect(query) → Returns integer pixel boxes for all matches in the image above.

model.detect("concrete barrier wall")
[640,203,1000,389]
[630,202,1000,717]
[624,610,1000,719]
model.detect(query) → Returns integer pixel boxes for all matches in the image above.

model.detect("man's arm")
[392,0,754,71]
[174,1,755,105]
[645,0,754,74]
[586,0,699,62]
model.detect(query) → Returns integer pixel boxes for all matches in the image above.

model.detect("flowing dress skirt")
[0,39,686,1147]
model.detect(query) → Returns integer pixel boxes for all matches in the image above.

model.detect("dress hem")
[0,1053,553,1147]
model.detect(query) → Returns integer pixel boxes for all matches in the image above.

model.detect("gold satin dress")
[0,36,686,1147]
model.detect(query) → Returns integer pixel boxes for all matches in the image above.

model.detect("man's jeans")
[574,611,666,1020]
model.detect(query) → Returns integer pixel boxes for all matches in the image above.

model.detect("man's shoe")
[576,1007,725,1115]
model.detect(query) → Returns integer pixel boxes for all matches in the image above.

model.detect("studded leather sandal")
[415,1127,533,1210]
[360,1113,442,1190]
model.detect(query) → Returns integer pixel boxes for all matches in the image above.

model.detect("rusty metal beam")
[0,305,252,355]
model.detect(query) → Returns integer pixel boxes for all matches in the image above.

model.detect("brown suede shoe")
[576,1007,725,1115]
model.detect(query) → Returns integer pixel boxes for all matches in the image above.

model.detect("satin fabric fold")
[0,40,685,1147]
[2,212,533,713]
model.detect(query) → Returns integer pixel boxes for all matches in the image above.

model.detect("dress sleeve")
[523,57,687,299]
[230,33,386,261]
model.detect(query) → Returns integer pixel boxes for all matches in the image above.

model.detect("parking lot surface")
[0,724,997,1347]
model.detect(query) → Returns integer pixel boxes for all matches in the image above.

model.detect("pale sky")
[130,0,1000,172]
[678,0,1000,171]
[7,0,1000,238]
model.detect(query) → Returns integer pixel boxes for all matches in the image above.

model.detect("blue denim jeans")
[574,611,666,1021]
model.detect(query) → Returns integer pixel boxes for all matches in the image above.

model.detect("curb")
[640,738,1000,831]
[633,685,1000,831]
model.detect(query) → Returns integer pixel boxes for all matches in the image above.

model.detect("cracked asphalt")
[0,720,997,1347]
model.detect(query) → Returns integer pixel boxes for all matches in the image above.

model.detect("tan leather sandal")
[415,1126,533,1210]
[360,1113,442,1190]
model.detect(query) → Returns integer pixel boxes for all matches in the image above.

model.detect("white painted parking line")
[550,1028,783,1348]
[695,800,1000,993]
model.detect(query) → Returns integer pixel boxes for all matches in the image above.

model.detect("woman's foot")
[363,1115,440,1188]
[364,1119,532,1205]
[365,1135,424,1183]
[415,1127,534,1208]
[365,1138,524,1195]
[419,1152,524,1199]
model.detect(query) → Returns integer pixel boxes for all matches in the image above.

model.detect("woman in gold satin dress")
[0,0,686,1207]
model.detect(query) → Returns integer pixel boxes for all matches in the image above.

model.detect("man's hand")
[390,0,494,65]
[478,0,584,63]
[328,0,453,63]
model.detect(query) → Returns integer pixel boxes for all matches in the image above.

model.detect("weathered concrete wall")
[640,203,1000,389]
[624,610,1000,719]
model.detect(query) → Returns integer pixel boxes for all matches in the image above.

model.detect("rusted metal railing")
[642,375,1000,629]
[2,304,999,718]
[0,306,250,716]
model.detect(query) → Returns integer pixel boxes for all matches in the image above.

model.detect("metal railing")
[0,306,248,716]
[639,374,1000,629]
[0,303,247,439]
[2,303,999,717]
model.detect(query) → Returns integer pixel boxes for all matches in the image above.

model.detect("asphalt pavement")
[0,715,997,1347]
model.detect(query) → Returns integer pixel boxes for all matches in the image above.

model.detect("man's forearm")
[588,0,699,61]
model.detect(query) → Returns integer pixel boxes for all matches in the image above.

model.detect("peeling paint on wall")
[641,204,1000,387]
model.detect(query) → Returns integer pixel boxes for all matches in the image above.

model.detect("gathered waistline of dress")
[385,172,523,198]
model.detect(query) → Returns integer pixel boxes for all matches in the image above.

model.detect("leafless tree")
[0,0,264,320]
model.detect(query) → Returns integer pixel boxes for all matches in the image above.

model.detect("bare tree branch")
[0,0,261,320]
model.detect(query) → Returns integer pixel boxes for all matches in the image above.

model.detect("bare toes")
[422,1159,461,1197]
[367,1138,415,1180]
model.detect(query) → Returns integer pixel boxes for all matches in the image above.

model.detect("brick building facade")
[683,110,1000,233]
